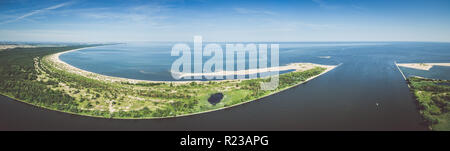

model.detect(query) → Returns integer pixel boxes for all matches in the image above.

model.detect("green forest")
[0,46,99,114]
[408,77,450,130]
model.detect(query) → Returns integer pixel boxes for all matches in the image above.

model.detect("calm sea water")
[1,42,450,130]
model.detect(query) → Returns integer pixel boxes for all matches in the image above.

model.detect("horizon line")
[2,40,450,44]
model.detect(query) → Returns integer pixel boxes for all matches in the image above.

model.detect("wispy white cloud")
[78,5,169,22]
[351,4,367,11]
[1,2,73,24]
[234,7,277,15]
[312,0,340,9]
[260,18,338,32]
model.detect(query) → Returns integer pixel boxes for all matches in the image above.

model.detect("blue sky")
[1,0,450,42]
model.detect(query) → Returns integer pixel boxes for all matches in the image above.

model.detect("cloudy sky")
[1,0,450,42]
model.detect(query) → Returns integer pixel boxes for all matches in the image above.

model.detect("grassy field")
[0,45,330,119]
[408,77,450,130]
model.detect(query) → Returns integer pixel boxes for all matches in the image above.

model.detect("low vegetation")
[0,45,328,119]
[408,77,450,130]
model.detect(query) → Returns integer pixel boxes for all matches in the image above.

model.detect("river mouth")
[208,93,224,105]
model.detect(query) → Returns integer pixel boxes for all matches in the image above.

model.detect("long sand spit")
[396,63,450,71]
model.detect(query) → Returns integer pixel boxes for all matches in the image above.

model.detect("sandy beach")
[396,63,450,71]
[0,44,36,51]
[45,47,337,84]
[318,56,331,59]
[175,63,335,79]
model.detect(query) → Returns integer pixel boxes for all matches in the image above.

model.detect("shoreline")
[405,76,450,130]
[394,61,408,81]
[35,46,341,119]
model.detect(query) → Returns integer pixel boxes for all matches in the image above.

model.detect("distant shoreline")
[0,44,37,51]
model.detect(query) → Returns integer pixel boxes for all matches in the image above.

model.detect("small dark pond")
[208,93,224,105]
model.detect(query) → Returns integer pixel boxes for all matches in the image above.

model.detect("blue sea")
[60,42,450,81]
